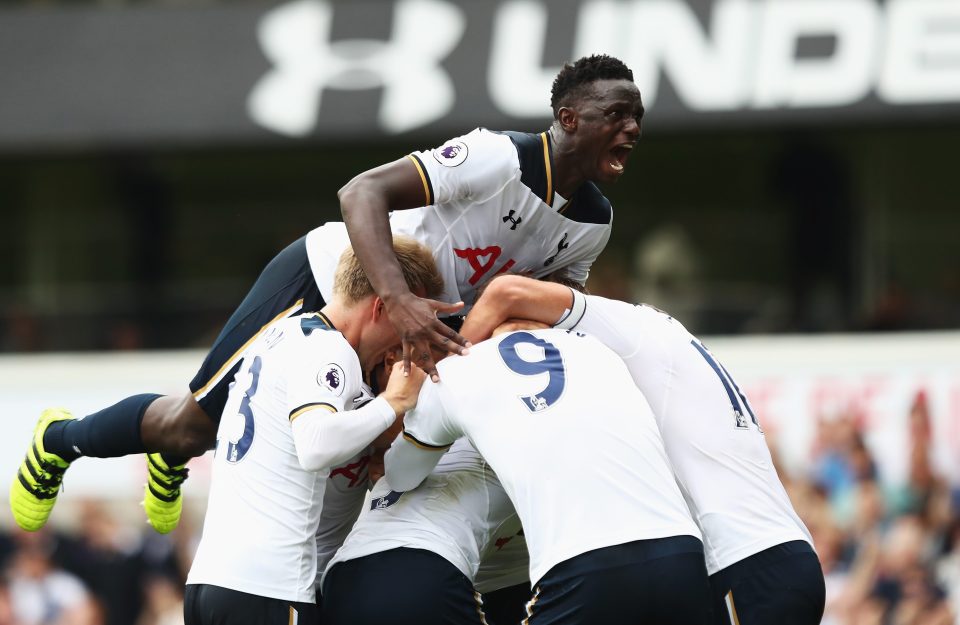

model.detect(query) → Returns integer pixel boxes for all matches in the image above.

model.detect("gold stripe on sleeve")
[289,402,337,422]
[402,430,452,451]
[407,154,433,206]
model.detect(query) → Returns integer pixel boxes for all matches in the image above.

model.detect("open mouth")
[608,143,634,173]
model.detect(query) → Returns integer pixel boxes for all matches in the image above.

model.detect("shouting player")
[11,54,643,534]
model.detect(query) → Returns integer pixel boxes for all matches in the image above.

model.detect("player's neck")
[547,124,586,199]
[319,303,361,352]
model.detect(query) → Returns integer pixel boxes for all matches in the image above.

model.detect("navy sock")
[43,393,161,462]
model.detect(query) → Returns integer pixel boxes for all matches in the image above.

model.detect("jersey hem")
[323,539,473,590]
[528,528,702,585]
[705,532,815,575]
[185,576,315,605]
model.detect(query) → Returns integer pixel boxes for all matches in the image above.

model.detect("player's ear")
[372,296,386,321]
[557,106,578,132]
[384,347,401,369]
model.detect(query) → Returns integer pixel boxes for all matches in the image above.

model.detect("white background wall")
[2,332,958,526]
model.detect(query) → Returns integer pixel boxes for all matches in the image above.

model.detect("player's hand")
[385,292,471,382]
[381,362,427,416]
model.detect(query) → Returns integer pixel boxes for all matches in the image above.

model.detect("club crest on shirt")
[433,140,468,167]
[317,363,346,396]
[370,490,404,510]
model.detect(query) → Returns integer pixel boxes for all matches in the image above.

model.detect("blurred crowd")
[790,392,959,624]
[0,502,194,625]
[0,391,957,625]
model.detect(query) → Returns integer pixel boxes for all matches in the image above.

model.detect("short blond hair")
[333,235,444,304]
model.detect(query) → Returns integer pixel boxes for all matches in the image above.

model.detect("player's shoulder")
[489,128,543,159]
[564,181,612,225]
[487,129,548,198]
[422,127,515,168]
[278,313,352,357]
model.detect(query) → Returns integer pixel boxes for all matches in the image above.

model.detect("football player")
[184,237,438,625]
[11,54,643,535]
[385,324,712,625]
[459,275,826,625]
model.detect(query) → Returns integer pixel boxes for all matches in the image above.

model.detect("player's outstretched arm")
[383,431,448,492]
[291,364,427,472]
[339,157,470,380]
[383,371,453,491]
[460,275,574,344]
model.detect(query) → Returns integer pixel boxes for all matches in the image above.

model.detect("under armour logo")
[248,0,466,136]
[543,233,570,266]
[502,210,522,230]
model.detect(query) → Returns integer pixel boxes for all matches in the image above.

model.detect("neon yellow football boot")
[9,408,75,531]
[143,453,189,534]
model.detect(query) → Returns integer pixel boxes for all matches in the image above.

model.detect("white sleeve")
[291,398,395,472]
[383,379,459,491]
[284,330,396,472]
[409,128,515,206]
[554,287,588,330]
[383,434,445,492]
[555,293,644,362]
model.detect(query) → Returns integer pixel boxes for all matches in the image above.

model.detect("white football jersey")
[314,447,374,584]
[323,439,520,590]
[474,529,530,594]
[556,296,814,574]
[307,128,612,310]
[187,313,371,603]
[392,329,701,585]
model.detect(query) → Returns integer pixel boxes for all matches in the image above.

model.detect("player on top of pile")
[11,54,643,535]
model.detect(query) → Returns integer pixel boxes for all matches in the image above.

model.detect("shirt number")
[221,355,262,463]
[497,332,566,412]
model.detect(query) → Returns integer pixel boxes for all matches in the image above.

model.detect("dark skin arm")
[339,157,470,380]
[459,275,573,344]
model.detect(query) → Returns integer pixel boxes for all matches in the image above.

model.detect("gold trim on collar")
[540,132,554,207]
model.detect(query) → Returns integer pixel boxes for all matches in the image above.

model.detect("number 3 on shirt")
[221,355,262,463]
[497,332,566,412]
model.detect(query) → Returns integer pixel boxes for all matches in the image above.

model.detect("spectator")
[134,575,183,625]
[7,531,99,625]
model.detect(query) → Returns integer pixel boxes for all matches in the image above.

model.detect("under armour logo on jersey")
[248,0,465,136]
[502,210,522,230]
[543,233,570,266]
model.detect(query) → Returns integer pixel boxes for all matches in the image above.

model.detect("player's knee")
[143,394,216,457]
[172,428,215,458]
